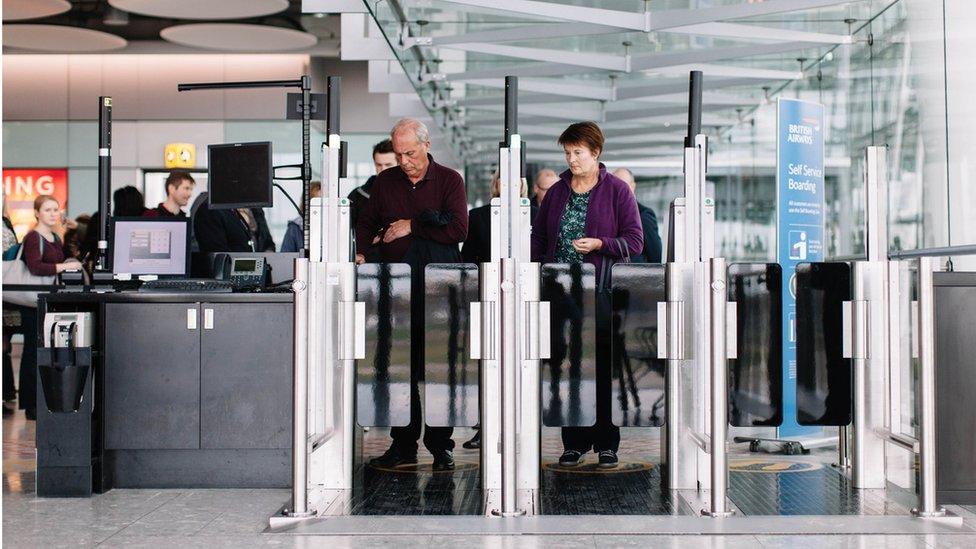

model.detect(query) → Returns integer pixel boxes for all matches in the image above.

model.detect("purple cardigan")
[531,164,643,281]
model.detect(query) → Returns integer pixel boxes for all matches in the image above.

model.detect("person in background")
[532,169,559,212]
[348,139,397,228]
[461,170,499,266]
[144,171,195,218]
[194,202,275,255]
[462,169,529,265]
[356,118,468,471]
[112,186,149,217]
[62,226,82,260]
[280,182,321,253]
[3,201,20,414]
[19,195,81,420]
[458,169,527,450]
[2,201,17,259]
[531,122,643,468]
[613,168,662,263]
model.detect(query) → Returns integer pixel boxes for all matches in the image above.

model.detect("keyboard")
[139,279,235,293]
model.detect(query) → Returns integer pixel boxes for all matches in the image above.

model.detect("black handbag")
[596,237,631,324]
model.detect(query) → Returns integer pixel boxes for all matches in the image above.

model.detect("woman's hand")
[572,238,603,254]
[56,259,82,273]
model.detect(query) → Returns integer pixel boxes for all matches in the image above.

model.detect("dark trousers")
[389,276,454,455]
[560,310,619,453]
[18,307,37,415]
[389,370,455,455]
[3,315,17,402]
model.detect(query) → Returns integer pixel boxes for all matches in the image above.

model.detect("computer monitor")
[207,141,273,209]
[110,217,190,277]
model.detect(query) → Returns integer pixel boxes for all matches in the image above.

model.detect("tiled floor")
[4,344,976,547]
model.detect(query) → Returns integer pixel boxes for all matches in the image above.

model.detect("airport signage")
[776,98,825,438]
[2,168,69,240]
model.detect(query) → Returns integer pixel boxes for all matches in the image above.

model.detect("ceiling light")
[103,7,129,26]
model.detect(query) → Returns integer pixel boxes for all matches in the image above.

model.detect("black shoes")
[368,448,418,468]
[598,450,618,468]
[462,430,481,450]
[432,450,455,471]
[558,450,583,466]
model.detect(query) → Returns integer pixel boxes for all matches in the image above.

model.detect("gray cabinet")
[103,301,293,452]
[104,303,202,450]
[936,279,976,504]
[201,303,293,449]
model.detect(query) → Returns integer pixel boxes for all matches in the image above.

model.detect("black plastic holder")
[37,346,92,413]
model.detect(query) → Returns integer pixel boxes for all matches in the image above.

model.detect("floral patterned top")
[554,190,590,263]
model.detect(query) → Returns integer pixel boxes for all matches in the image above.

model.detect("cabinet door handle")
[187,308,197,330]
[204,308,214,330]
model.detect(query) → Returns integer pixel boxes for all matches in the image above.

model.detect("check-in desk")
[935,272,976,504]
[36,291,293,497]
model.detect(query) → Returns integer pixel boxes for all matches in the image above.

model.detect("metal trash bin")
[37,346,91,413]
[38,313,94,413]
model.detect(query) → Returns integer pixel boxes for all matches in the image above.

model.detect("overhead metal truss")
[307,0,873,166]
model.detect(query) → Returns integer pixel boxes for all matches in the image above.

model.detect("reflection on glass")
[795,262,852,426]
[424,264,479,427]
[610,263,666,427]
[356,263,412,427]
[896,260,919,438]
[727,263,783,427]
[541,263,596,428]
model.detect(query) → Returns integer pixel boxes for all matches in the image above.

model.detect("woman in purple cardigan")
[531,122,643,468]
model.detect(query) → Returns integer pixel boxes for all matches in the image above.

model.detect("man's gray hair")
[391,118,431,144]
[534,168,558,185]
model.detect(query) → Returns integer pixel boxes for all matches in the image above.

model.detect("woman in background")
[19,195,81,419]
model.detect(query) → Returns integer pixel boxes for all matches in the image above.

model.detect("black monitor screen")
[208,141,272,209]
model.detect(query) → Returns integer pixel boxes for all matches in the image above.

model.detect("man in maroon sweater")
[144,171,195,218]
[356,118,468,470]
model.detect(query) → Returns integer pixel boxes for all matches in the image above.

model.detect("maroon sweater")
[355,155,468,262]
[143,203,186,218]
[21,231,65,276]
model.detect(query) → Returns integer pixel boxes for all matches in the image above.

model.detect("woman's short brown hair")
[558,121,604,158]
[33,194,58,212]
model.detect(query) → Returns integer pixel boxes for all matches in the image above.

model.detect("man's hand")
[382,219,412,243]
[355,254,366,265]
[572,237,603,255]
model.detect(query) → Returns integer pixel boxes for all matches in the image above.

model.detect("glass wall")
[626,0,973,265]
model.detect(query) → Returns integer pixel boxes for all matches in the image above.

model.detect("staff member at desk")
[193,201,275,254]
[144,171,195,218]
[355,117,468,471]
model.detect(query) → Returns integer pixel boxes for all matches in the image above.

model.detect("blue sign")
[776,98,825,438]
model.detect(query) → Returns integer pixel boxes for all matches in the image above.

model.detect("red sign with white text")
[2,168,69,240]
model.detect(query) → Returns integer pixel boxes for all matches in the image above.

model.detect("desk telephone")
[214,255,271,289]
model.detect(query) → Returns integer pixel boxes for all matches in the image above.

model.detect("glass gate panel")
[727,263,783,427]
[892,260,918,439]
[541,263,597,427]
[609,263,666,427]
[356,263,412,427]
[424,263,479,427]
[795,262,853,426]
